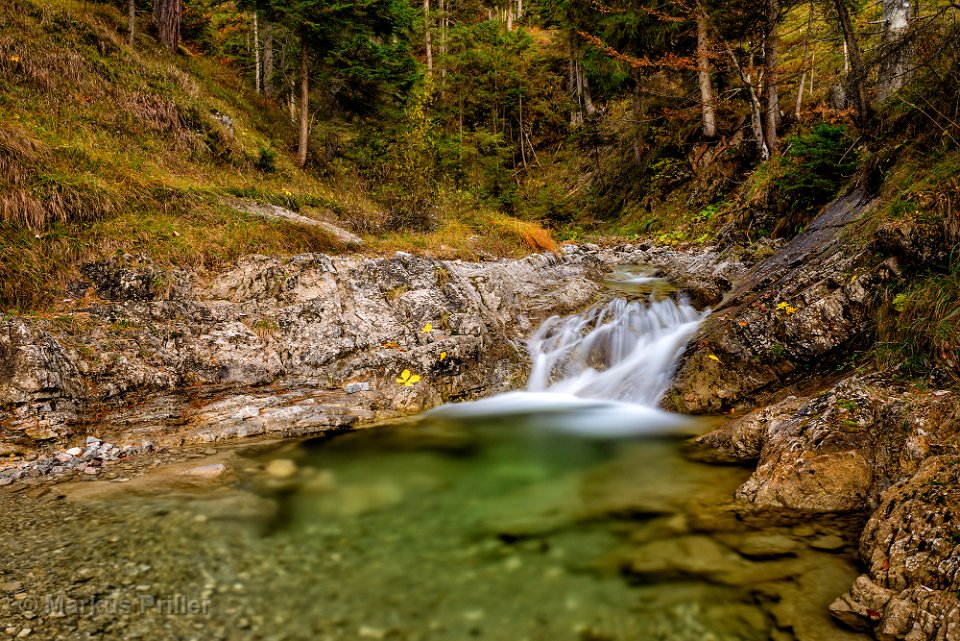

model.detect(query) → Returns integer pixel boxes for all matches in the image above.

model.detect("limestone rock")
[728,376,958,514]
[831,456,960,640]
[694,395,806,463]
[664,189,897,414]
[4,247,737,457]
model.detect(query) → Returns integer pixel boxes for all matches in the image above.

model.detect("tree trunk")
[699,1,767,158]
[298,38,310,168]
[877,0,913,100]
[127,0,136,47]
[834,0,869,122]
[438,0,447,81]
[264,32,274,98]
[764,0,781,154]
[721,40,768,160]
[152,0,181,53]
[569,45,582,126]
[795,0,815,116]
[696,10,717,138]
[253,12,262,94]
[580,62,597,116]
[424,0,433,75]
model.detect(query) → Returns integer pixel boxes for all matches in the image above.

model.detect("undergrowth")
[875,262,960,382]
[0,0,553,311]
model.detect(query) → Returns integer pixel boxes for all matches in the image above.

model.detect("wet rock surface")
[830,455,960,640]
[664,189,894,415]
[675,189,960,640]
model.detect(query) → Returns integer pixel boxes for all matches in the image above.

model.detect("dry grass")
[0,0,562,311]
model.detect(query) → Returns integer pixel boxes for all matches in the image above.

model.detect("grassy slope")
[0,0,553,312]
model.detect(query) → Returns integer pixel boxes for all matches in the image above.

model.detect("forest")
[145,0,959,235]
[3,0,953,373]
[3,2,960,640]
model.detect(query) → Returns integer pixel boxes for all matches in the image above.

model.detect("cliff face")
[0,250,601,454]
[677,190,960,640]
[0,244,743,459]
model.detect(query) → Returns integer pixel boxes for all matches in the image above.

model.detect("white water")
[527,296,704,405]
[429,294,708,436]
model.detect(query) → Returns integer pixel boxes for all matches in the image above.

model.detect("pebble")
[0,478,12,487]
[809,534,846,551]
[183,464,228,480]
[16,629,31,638]
[344,382,371,394]
[83,467,99,476]
[55,453,73,463]
[265,459,298,479]
[85,436,101,445]
[65,448,83,457]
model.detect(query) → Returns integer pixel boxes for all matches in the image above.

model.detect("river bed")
[0,286,871,641]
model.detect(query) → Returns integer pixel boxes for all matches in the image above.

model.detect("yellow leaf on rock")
[708,354,722,363]
[439,352,447,361]
[396,369,421,386]
[422,323,433,333]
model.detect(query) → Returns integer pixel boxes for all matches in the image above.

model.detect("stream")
[0,273,870,641]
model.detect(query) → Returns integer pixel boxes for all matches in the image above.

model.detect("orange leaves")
[577,31,697,72]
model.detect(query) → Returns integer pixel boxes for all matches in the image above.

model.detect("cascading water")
[429,287,709,435]
[526,296,705,405]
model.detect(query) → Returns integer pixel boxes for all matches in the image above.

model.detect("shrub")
[773,123,860,233]
[876,255,960,380]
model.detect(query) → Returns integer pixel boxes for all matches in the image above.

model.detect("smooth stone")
[726,533,799,558]
[809,535,846,551]
[265,459,298,479]
[65,448,83,457]
[183,464,228,480]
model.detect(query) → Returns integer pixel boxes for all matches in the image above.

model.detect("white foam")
[427,295,708,437]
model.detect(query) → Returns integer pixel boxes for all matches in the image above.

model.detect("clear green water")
[0,413,869,641]
[92,413,869,640]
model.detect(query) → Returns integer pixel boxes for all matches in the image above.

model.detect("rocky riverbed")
[669,190,960,640]
[0,242,746,476]
[2,191,959,641]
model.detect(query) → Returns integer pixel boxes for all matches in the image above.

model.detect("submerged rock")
[264,458,298,479]
[831,456,960,639]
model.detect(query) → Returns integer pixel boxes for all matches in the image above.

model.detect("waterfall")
[526,296,705,406]
[428,294,708,436]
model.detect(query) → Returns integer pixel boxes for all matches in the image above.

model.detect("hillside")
[0,0,553,312]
